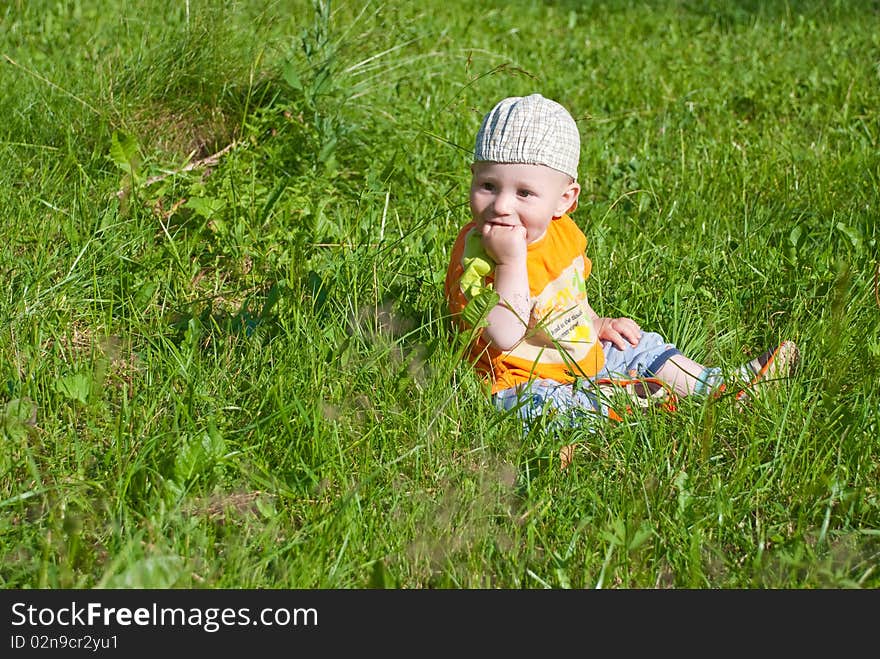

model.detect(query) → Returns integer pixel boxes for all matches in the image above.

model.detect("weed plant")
[0,0,878,588]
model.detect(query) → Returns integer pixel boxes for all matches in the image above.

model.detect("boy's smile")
[469,162,579,245]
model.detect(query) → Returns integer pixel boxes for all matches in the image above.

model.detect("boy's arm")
[481,225,531,351]
[585,301,642,350]
[483,260,531,350]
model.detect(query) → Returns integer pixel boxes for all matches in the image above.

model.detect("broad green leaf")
[317,135,337,164]
[835,222,863,251]
[675,470,692,515]
[282,62,303,91]
[600,517,626,546]
[55,372,92,405]
[255,496,276,520]
[109,130,140,176]
[2,398,37,441]
[102,556,184,588]
[627,522,653,552]
[174,425,227,485]
[185,196,227,220]
[461,288,499,329]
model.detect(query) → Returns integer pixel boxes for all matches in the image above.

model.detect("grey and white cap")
[473,93,580,180]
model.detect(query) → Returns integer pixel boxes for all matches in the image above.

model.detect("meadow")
[1,0,878,588]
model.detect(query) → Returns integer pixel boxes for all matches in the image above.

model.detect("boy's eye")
[518,189,534,197]
[480,182,495,191]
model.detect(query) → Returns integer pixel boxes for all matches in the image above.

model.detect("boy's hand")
[596,316,642,351]
[481,222,528,265]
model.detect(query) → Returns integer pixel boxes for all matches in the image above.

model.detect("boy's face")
[469,162,580,244]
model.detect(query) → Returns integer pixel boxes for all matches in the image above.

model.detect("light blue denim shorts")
[492,331,681,433]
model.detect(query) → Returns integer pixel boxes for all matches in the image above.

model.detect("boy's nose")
[492,191,514,215]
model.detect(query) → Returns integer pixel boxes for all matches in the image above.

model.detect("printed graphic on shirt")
[504,256,595,366]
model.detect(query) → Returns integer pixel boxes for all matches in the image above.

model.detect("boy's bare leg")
[653,355,708,397]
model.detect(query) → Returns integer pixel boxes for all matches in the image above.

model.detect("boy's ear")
[555,180,581,217]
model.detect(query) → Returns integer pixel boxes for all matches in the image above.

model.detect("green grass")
[1,0,878,588]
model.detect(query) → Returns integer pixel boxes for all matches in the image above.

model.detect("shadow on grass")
[169,281,283,345]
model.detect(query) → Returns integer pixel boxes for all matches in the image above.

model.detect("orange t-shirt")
[445,214,605,394]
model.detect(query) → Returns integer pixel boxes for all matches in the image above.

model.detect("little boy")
[445,94,798,463]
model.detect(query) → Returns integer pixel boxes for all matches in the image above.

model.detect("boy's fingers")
[614,326,632,345]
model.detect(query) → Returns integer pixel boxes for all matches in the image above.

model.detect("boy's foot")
[721,341,800,403]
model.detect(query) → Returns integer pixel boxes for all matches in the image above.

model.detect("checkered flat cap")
[474,94,580,180]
